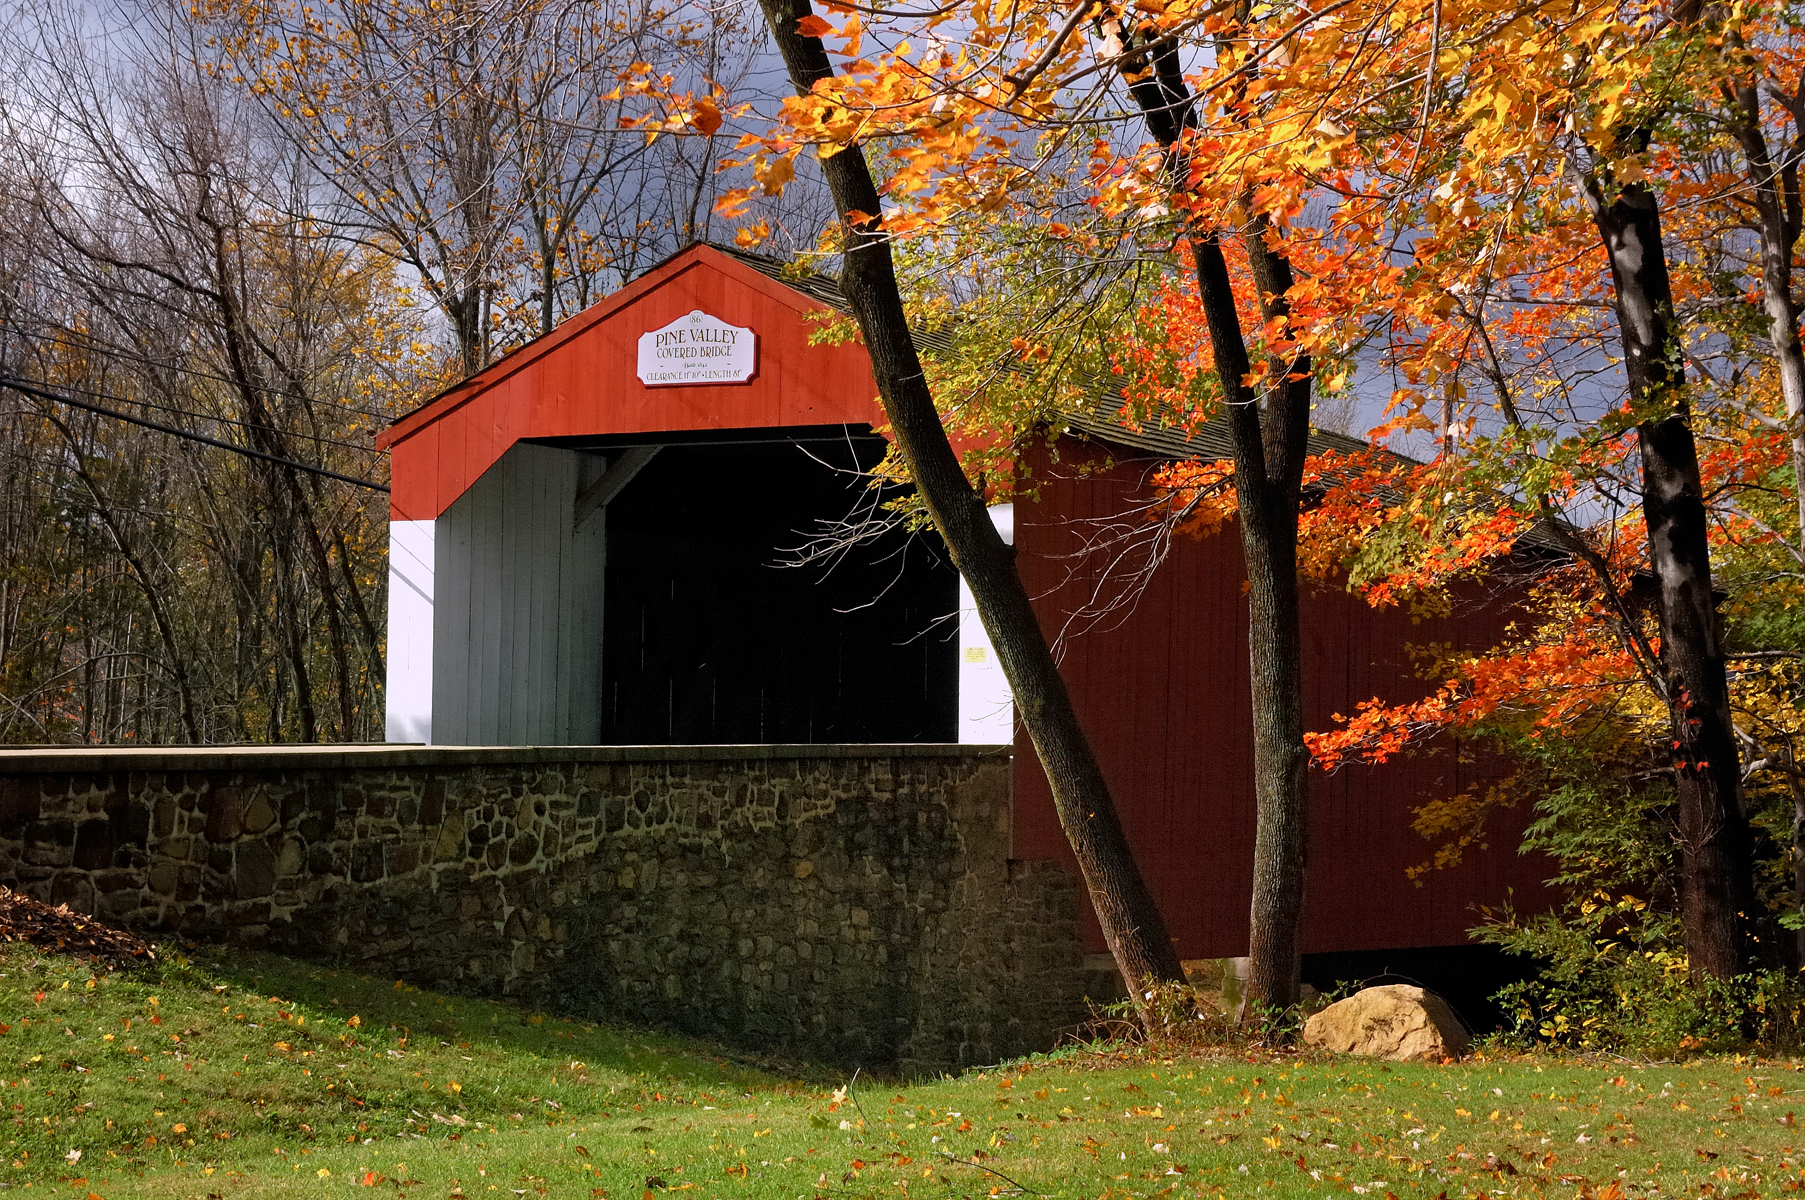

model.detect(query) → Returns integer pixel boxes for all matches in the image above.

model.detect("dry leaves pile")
[0,887,154,967]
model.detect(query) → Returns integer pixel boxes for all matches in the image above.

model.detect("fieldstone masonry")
[0,745,1087,1074]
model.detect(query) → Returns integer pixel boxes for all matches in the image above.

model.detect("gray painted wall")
[432,443,606,744]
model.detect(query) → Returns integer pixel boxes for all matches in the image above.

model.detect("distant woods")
[0,0,816,744]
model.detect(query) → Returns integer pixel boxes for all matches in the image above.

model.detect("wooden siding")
[431,443,606,744]
[1011,441,1550,956]
[384,520,436,742]
[379,247,886,521]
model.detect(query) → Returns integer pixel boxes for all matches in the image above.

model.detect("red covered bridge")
[376,243,1547,1003]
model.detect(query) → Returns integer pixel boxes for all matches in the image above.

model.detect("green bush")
[1471,748,1805,1052]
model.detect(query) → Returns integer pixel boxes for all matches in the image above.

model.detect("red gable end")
[377,245,884,521]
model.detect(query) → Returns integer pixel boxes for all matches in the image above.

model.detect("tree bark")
[1725,70,1805,556]
[755,0,1187,1003]
[1231,228,1313,1013]
[1112,14,1315,1012]
[1579,163,1755,980]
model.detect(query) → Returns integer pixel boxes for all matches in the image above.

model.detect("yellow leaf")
[754,154,796,195]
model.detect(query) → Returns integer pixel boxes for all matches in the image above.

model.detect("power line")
[5,371,387,458]
[0,376,391,493]
[0,310,403,425]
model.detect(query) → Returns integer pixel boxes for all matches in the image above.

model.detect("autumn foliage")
[712,0,1805,1016]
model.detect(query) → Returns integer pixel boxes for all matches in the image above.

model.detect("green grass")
[1,942,1803,1198]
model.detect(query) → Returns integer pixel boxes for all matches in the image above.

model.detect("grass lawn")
[0,941,1798,1199]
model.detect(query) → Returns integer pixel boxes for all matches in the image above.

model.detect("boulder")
[1301,984,1470,1062]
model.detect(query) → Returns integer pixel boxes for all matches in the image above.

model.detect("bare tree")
[200,0,778,372]
[0,5,423,742]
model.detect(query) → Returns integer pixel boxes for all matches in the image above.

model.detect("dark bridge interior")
[585,427,958,744]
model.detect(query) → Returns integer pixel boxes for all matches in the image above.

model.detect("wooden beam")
[574,446,660,531]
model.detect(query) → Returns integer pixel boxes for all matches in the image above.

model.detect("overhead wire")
[0,375,391,493]
[0,305,404,424]
[0,369,391,458]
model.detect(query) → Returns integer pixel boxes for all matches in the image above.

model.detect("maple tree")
[717,0,1805,1003]
[1281,0,1805,982]
[718,0,1462,1011]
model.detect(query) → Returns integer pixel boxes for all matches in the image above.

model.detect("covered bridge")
[376,243,1545,988]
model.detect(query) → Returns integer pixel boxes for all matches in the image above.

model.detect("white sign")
[636,310,757,387]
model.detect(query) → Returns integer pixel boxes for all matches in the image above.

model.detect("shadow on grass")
[168,942,843,1093]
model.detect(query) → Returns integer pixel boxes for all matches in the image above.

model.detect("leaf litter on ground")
[0,887,154,967]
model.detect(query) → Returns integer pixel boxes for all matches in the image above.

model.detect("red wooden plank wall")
[380,247,887,521]
[1011,441,1552,957]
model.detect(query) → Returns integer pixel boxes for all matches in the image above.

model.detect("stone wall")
[0,745,1087,1074]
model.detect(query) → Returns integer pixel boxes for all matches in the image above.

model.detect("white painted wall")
[429,443,608,745]
[384,519,437,743]
[958,503,1016,744]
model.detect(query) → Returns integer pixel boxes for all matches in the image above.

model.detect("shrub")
[1471,755,1805,1051]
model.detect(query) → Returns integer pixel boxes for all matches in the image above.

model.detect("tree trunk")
[1581,165,1755,980]
[755,0,1187,1003]
[1114,14,1315,1012]
[1232,229,1314,1014]
[1183,234,1312,1015]
[1725,73,1805,579]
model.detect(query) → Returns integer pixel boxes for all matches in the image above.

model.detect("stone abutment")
[0,745,1085,1075]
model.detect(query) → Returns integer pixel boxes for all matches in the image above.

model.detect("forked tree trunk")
[755,0,1187,1003]
[1579,164,1755,980]
[1114,16,1315,1013]
[1228,232,1313,1014]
